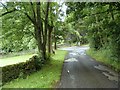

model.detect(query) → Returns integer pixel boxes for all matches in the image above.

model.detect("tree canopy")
[1,1,120,64]
[1,1,65,62]
[65,2,120,62]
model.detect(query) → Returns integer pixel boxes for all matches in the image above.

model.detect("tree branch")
[42,8,46,15]
[89,8,119,16]
[29,1,36,23]
[22,3,36,25]
[44,2,50,32]
[0,2,8,11]
[1,8,17,16]
[44,1,50,46]
[24,12,35,25]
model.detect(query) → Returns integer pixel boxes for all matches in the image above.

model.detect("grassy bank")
[2,50,67,88]
[86,49,120,72]
[0,54,36,67]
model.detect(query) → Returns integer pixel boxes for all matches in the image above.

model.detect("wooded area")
[1,2,63,62]
[0,1,120,88]
[0,2,120,68]
[65,2,120,70]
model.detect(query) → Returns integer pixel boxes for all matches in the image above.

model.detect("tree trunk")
[36,2,46,61]
[54,28,57,50]
[48,27,53,54]
[54,38,57,50]
[42,2,50,60]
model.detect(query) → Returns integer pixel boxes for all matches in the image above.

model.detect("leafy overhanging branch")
[22,3,36,25]
[87,8,120,16]
[0,2,8,11]
[23,12,35,25]
[1,2,36,26]
[29,1,36,24]
[1,8,17,16]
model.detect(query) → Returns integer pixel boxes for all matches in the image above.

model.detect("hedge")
[2,55,42,85]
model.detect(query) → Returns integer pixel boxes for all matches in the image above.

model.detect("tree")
[1,1,61,62]
[65,2,120,62]
[47,2,59,54]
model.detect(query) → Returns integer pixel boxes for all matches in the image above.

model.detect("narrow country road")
[57,46,118,88]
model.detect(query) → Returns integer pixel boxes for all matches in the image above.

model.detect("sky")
[58,1,67,21]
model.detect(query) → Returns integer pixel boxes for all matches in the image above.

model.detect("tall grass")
[86,49,120,72]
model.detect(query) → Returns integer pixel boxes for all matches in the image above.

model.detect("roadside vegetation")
[0,54,36,67]
[1,2,120,88]
[65,2,120,72]
[86,49,120,72]
[2,50,67,88]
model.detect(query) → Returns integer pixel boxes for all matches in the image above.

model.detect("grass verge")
[2,50,67,88]
[86,49,120,72]
[0,54,37,67]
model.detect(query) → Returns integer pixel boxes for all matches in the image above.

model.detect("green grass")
[86,49,120,72]
[0,54,37,67]
[2,50,67,88]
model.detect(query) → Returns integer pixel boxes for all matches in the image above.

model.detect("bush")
[86,49,120,72]
[2,55,42,85]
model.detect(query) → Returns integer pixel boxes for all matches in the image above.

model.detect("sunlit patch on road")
[65,58,78,62]
[94,65,118,82]
[69,52,78,56]
[79,52,86,55]
[59,46,89,56]
[94,65,107,71]
[102,72,118,82]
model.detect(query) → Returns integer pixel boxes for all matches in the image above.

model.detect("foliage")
[65,2,88,45]
[66,2,120,63]
[2,50,67,88]
[1,2,36,52]
[86,49,120,72]
[1,2,63,61]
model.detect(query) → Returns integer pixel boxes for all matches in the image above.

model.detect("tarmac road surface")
[57,46,119,88]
